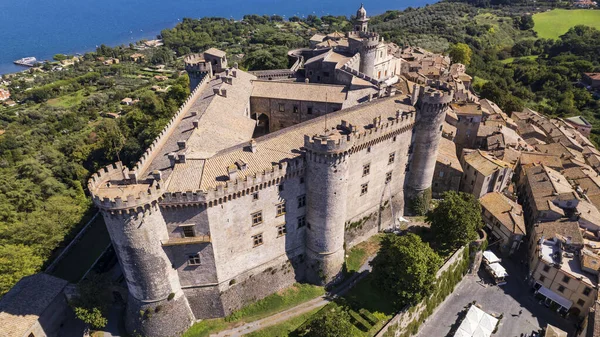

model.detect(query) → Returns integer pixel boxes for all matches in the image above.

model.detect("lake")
[0,0,436,75]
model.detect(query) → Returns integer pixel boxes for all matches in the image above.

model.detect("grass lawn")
[47,88,93,108]
[533,9,600,39]
[500,55,539,64]
[245,307,323,337]
[183,283,325,337]
[346,234,383,273]
[50,214,111,282]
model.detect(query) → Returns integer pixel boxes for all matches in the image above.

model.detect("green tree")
[447,43,472,65]
[300,307,355,337]
[371,234,442,308]
[0,244,43,295]
[71,273,113,329]
[427,191,482,252]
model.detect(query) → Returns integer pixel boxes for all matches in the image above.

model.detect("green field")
[533,9,600,39]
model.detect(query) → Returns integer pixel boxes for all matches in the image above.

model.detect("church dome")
[356,4,367,19]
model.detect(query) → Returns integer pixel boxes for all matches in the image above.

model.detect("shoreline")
[0,1,436,76]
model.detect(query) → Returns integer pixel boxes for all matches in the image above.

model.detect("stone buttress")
[88,163,194,337]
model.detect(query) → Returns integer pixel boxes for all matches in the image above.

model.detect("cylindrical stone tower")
[406,83,454,207]
[89,163,194,337]
[304,133,354,285]
[359,35,379,78]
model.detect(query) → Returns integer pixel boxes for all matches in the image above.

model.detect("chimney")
[178,153,186,163]
[368,93,373,102]
[193,120,199,128]
[177,140,186,150]
[228,165,238,181]
[151,170,162,181]
[213,88,221,96]
[232,70,237,78]
[191,111,197,117]
[250,139,257,153]
[168,152,177,166]
[221,89,227,97]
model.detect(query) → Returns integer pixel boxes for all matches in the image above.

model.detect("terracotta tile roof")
[0,273,68,337]
[450,102,484,116]
[480,192,526,236]
[519,152,563,170]
[195,96,415,191]
[204,48,226,57]
[250,80,347,104]
[535,219,583,245]
[437,137,462,172]
[463,150,511,176]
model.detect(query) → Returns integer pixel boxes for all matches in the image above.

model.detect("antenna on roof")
[324,92,328,133]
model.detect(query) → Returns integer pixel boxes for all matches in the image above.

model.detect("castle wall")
[345,127,412,224]
[305,60,339,85]
[250,97,342,132]
[207,173,307,285]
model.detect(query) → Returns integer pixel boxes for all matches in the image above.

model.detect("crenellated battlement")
[184,54,204,66]
[304,133,354,155]
[130,73,211,178]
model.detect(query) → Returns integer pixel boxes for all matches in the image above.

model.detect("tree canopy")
[299,306,355,337]
[371,234,442,308]
[448,43,473,66]
[427,191,482,252]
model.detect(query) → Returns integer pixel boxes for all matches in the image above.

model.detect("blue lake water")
[0,0,436,75]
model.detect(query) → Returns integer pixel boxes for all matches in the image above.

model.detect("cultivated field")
[533,9,600,39]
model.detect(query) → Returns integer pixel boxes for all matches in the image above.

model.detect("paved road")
[415,253,576,337]
[212,256,375,337]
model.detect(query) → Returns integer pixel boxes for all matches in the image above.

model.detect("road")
[415,252,576,337]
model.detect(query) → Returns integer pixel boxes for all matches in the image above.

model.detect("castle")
[88,5,454,336]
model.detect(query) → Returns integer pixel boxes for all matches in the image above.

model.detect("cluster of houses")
[414,53,600,333]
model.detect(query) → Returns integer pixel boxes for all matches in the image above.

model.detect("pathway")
[212,257,375,337]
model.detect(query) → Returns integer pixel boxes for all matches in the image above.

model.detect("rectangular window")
[543,265,550,273]
[252,211,263,226]
[277,224,287,237]
[562,275,570,284]
[278,184,284,192]
[278,103,285,112]
[188,253,201,266]
[539,275,546,282]
[388,152,395,165]
[276,203,286,217]
[297,195,306,208]
[361,183,368,196]
[577,299,586,306]
[584,287,592,296]
[323,71,330,77]
[293,105,299,113]
[558,285,565,293]
[252,233,264,247]
[385,171,393,184]
[363,163,370,177]
[253,192,259,201]
[182,225,195,238]
[307,107,313,115]
[300,177,305,184]
[297,216,306,228]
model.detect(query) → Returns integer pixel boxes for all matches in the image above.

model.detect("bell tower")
[355,4,369,33]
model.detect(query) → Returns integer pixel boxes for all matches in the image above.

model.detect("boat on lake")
[13,57,37,67]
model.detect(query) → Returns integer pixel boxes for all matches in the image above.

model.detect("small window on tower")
[388,152,395,164]
[252,211,263,226]
[188,253,201,266]
[297,195,306,208]
[253,192,259,200]
[297,216,306,228]
[293,105,299,113]
[181,225,195,238]
[278,103,285,112]
[307,107,313,115]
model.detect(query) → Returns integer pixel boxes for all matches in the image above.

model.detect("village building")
[460,149,513,199]
[433,137,462,198]
[479,192,526,255]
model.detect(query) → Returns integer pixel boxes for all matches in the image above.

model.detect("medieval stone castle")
[88,5,456,336]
